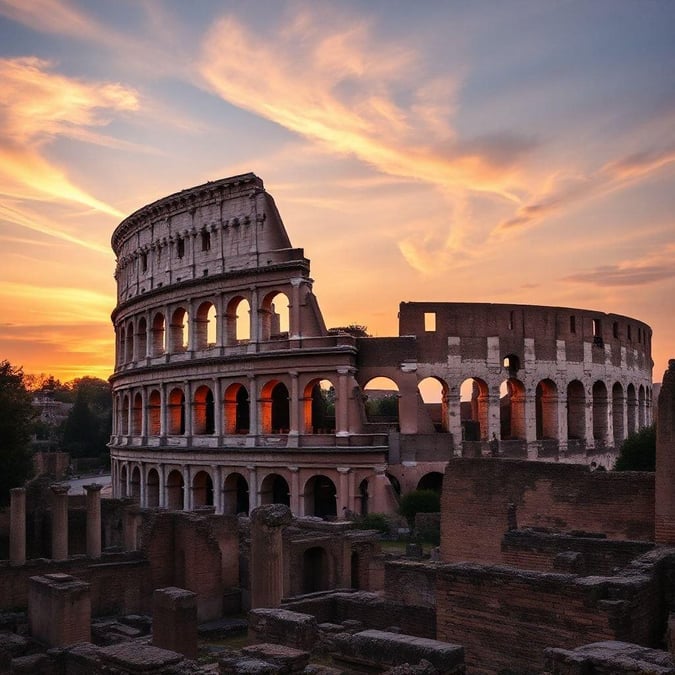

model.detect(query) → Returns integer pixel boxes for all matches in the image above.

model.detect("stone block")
[248,608,318,651]
[99,642,184,673]
[152,586,198,659]
[242,643,310,672]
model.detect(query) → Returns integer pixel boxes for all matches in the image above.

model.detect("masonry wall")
[436,548,673,674]
[440,458,655,565]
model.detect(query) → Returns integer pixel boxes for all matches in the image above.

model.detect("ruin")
[108,173,653,515]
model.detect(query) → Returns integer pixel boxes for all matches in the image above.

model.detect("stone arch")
[121,394,130,435]
[223,472,249,514]
[460,377,489,441]
[304,474,337,519]
[132,392,143,435]
[303,378,336,434]
[169,307,188,352]
[137,316,147,359]
[125,320,134,362]
[592,381,609,444]
[358,478,369,516]
[224,383,250,434]
[119,326,126,365]
[260,290,290,340]
[500,378,526,440]
[638,385,646,427]
[626,383,637,435]
[260,380,289,433]
[535,379,558,440]
[226,296,250,343]
[168,387,185,435]
[193,470,214,507]
[418,376,449,432]
[417,472,443,494]
[612,382,625,445]
[167,469,184,510]
[195,300,217,350]
[194,385,215,434]
[567,380,586,440]
[151,312,166,355]
[260,473,290,506]
[119,464,128,498]
[302,546,330,594]
[363,377,400,426]
[146,468,160,507]
[130,465,141,502]
[148,389,161,435]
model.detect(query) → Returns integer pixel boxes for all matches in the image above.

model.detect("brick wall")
[436,548,673,674]
[441,458,655,565]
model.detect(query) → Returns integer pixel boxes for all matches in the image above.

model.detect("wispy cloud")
[0,56,139,219]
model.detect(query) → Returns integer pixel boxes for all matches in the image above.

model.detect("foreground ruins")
[0,174,672,673]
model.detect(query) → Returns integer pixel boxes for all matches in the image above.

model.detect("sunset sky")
[0,1,674,384]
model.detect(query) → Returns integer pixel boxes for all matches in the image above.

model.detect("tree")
[62,377,112,459]
[0,361,35,505]
[398,489,441,529]
[614,425,656,471]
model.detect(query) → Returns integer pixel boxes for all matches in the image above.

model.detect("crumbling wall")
[441,458,655,565]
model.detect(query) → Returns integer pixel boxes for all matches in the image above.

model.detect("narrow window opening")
[613,321,619,339]
[592,318,601,336]
[176,237,185,259]
[141,252,147,273]
[424,312,436,332]
[569,315,576,334]
[201,230,211,251]
[627,325,632,341]
[509,311,514,330]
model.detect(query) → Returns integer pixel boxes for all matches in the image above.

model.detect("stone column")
[50,484,70,561]
[288,371,299,445]
[9,487,26,566]
[247,465,259,510]
[289,277,302,339]
[656,360,675,544]
[250,504,293,609]
[337,467,350,516]
[289,467,300,515]
[336,367,350,436]
[152,587,198,659]
[84,483,103,558]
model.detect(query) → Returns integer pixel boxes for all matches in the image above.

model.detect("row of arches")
[116,290,291,365]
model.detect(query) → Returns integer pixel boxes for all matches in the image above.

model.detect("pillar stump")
[656,359,675,543]
[50,484,70,561]
[250,504,292,609]
[84,483,103,558]
[9,487,26,566]
[28,573,91,647]
[152,587,198,659]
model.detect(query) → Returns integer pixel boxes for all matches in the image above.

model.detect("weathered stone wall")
[440,458,655,565]
[436,548,674,674]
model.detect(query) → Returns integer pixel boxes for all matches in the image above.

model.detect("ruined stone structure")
[109,173,653,515]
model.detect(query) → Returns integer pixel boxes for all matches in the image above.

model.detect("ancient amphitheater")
[109,173,653,516]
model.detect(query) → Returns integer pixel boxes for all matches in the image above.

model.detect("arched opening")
[304,378,335,434]
[386,473,401,498]
[130,466,141,502]
[358,479,369,516]
[121,395,130,435]
[119,465,128,497]
[195,301,217,350]
[125,321,134,362]
[302,546,329,594]
[137,317,147,359]
[167,470,184,510]
[626,384,637,435]
[169,307,188,352]
[418,377,448,432]
[194,385,215,435]
[132,392,142,435]
[592,381,609,445]
[119,326,126,364]
[363,377,399,426]
[500,378,526,440]
[535,379,558,440]
[224,383,249,434]
[638,385,646,428]
[168,388,185,435]
[260,291,290,340]
[148,389,161,435]
[147,468,160,507]
[612,382,625,446]
[260,473,290,506]
[193,470,214,507]
[223,472,249,514]
[503,353,521,375]
[304,475,337,519]
[226,296,250,343]
[417,472,443,494]
[566,380,586,440]
[152,312,166,356]
[460,377,489,441]
[260,380,289,433]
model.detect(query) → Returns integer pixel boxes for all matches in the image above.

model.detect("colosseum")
[109,173,654,516]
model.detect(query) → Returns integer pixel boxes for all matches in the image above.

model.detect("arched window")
[535,379,558,440]
[460,377,489,441]
[226,296,250,344]
[626,384,637,435]
[260,291,290,340]
[147,469,160,507]
[166,470,184,510]
[260,380,290,433]
[169,308,188,352]
[194,385,215,435]
[137,317,147,360]
[168,388,185,435]
[303,378,335,434]
[612,382,625,445]
[195,301,217,350]
[566,380,585,440]
[193,471,214,507]
[500,378,526,440]
[592,381,609,444]
[418,377,448,432]
[363,377,399,426]
[125,321,134,362]
[224,383,249,434]
[304,475,337,518]
[132,392,143,435]
[130,466,141,502]
[152,312,166,355]
[148,390,161,435]
[223,472,249,514]
[417,472,443,494]
[260,473,290,506]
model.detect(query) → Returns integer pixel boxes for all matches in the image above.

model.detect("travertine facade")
[109,173,653,514]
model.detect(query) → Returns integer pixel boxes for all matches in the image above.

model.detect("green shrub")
[614,425,656,471]
[351,512,392,534]
[398,489,440,529]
